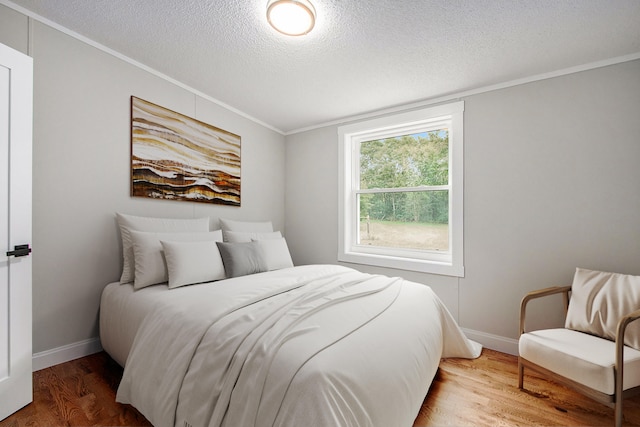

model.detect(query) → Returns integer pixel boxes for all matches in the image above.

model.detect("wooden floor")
[2,348,640,426]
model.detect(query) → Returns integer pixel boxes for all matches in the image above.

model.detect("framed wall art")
[130,96,241,206]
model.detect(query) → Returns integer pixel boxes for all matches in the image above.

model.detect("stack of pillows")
[116,213,294,290]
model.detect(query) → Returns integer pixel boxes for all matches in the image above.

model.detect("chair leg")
[614,400,622,427]
[518,358,524,389]
[615,360,623,427]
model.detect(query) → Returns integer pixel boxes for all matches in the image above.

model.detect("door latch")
[6,244,31,257]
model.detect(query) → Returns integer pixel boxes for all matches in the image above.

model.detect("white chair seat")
[519,328,640,395]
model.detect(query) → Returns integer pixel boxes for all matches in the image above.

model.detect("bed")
[99,214,481,427]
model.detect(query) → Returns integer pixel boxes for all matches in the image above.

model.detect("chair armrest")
[615,308,640,360]
[616,309,640,341]
[519,286,571,336]
[615,308,640,401]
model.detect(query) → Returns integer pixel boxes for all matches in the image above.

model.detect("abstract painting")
[131,97,241,206]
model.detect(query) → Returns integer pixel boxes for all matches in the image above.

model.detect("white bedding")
[100,264,481,427]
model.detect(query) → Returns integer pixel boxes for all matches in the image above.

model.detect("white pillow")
[130,230,223,289]
[565,268,640,350]
[253,237,294,271]
[116,213,210,284]
[161,240,226,289]
[225,230,282,243]
[219,218,273,241]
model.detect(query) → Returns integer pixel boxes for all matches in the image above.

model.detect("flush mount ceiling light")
[267,0,316,36]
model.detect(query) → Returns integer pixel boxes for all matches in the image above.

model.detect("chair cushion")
[519,328,640,395]
[565,268,640,350]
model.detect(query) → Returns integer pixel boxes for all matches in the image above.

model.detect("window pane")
[358,191,449,251]
[359,129,448,190]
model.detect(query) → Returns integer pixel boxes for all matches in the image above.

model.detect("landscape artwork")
[130,97,241,206]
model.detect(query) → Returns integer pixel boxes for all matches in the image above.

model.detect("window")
[338,102,464,276]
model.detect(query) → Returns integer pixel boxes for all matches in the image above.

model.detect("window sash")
[355,185,449,194]
[338,101,464,277]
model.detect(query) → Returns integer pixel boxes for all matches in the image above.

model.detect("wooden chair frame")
[518,286,640,427]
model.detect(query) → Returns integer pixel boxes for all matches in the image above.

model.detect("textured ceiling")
[4,0,640,133]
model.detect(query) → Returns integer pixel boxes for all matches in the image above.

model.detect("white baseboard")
[32,337,103,371]
[462,328,519,356]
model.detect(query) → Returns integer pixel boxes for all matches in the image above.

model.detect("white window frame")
[338,101,464,276]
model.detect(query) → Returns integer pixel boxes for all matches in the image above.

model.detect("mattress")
[100,278,167,367]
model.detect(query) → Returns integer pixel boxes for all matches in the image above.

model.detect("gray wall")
[1,6,286,355]
[0,4,27,54]
[2,3,640,358]
[285,59,640,352]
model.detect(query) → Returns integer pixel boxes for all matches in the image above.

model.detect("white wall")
[285,59,640,353]
[1,7,286,363]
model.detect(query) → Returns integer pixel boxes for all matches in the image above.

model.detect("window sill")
[338,251,464,277]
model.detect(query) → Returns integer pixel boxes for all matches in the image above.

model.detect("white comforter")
[115,265,480,427]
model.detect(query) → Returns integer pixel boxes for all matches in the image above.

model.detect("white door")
[0,42,33,421]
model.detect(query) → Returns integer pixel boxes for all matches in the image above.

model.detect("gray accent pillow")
[216,241,268,278]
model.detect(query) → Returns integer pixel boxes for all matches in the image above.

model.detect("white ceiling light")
[266,0,316,36]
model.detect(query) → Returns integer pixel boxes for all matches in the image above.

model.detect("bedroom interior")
[1,0,640,425]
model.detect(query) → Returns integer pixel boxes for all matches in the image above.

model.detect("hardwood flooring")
[1,352,149,427]
[2,348,639,426]
[415,350,640,426]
